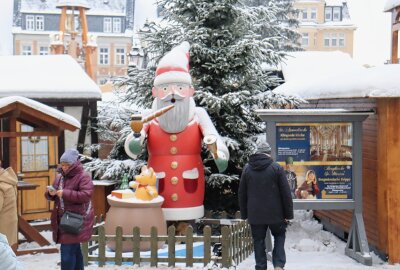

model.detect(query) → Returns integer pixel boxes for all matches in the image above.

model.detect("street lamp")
[128,41,144,68]
[138,20,152,68]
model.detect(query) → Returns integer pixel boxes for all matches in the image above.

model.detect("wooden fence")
[82,215,253,268]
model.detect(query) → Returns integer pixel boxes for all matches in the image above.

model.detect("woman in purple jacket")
[45,149,94,270]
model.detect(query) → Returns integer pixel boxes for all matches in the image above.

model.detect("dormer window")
[104,17,112,32]
[36,16,44,31]
[113,18,121,33]
[333,7,341,21]
[325,8,332,21]
[26,15,34,30]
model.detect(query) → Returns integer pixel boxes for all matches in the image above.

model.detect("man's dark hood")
[248,153,274,171]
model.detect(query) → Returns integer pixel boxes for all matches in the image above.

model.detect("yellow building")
[293,0,356,56]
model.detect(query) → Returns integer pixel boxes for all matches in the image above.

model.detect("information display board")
[276,123,353,200]
[256,109,374,266]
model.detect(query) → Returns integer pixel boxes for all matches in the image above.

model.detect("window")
[35,16,44,31]
[324,33,330,47]
[21,124,49,172]
[301,33,309,47]
[39,46,48,55]
[26,15,34,30]
[331,33,337,46]
[115,48,126,65]
[333,7,341,21]
[113,18,121,33]
[104,18,112,33]
[22,45,32,55]
[323,33,344,47]
[339,33,345,47]
[310,8,317,20]
[325,8,332,21]
[99,47,109,65]
[301,9,308,20]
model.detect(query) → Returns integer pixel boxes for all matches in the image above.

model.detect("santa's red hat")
[154,41,192,86]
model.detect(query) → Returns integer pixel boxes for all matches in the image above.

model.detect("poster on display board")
[276,122,353,200]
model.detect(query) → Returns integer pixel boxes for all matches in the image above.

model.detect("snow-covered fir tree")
[84,0,303,214]
[243,0,302,52]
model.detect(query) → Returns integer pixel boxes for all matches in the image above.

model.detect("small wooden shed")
[0,54,101,221]
[273,51,400,263]
[0,96,81,254]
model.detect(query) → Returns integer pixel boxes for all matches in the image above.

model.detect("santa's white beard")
[156,96,192,133]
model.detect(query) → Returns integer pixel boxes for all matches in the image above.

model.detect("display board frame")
[256,109,374,266]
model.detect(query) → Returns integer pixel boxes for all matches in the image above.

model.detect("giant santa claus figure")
[124,42,229,221]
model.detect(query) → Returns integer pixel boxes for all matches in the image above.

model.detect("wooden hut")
[273,51,400,263]
[0,54,101,221]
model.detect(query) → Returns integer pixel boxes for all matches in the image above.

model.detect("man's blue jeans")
[251,223,287,270]
[60,243,84,270]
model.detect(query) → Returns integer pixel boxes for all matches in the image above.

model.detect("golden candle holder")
[203,135,218,159]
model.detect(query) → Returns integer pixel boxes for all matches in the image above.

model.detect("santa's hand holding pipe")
[124,42,229,220]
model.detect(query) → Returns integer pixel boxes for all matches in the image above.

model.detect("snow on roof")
[274,51,400,100]
[279,51,364,83]
[325,0,346,6]
[384,0,400,11]
[256,108,374,116]
[0,55,101,100]
[295,0,324,3]
[20,0,127,16]
[0,96,81,129]
[300,20,355,28]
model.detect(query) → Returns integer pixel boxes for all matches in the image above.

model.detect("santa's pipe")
[130,104,175,134]
[140,104,175,123]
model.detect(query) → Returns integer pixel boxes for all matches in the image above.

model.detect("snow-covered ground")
[17,211,400,270]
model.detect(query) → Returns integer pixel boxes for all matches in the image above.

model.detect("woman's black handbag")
[57,176,92,235]
[60,211,84,235]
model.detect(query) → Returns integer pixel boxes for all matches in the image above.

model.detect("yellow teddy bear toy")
[129,165,158,201]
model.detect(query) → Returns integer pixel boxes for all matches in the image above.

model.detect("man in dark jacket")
[239,141,293,270]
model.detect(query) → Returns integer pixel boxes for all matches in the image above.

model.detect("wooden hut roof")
[0,96,80,137]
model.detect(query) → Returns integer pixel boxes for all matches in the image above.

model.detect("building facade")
[293,0,355,56]
[12,0,135,85]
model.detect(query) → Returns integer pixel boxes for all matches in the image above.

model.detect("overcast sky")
[0,0,392,66]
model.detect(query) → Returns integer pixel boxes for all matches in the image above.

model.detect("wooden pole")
[59,7,67,34]
[79,7,95,80]
[9,117,17,171]
[377,98,400,263]
[391,8,400,63]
